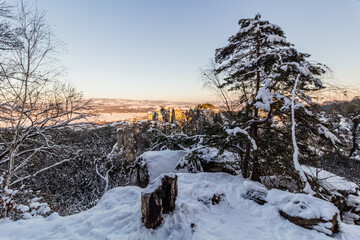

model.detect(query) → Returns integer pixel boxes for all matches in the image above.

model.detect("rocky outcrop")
[141,174,178,229]
[111,108,225,187]
[115,122,151,161]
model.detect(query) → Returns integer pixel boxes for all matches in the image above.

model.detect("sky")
[26,0,360,101]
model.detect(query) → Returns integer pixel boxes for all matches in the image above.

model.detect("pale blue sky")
[32,0,360,101]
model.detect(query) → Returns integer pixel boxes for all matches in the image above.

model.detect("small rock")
[243,180,268,205]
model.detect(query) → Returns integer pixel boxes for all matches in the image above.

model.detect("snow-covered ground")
[140,150,188,181]
[1,172,360,240]
[303,165,358,194]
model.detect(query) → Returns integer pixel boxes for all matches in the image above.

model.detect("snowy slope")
[1,172,360,240]
[303,165,358,194]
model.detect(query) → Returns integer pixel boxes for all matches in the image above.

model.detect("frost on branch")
[318,124,341,145]
[255,79,274,112]
[291,74,313,195]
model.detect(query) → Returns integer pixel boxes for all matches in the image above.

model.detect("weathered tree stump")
[141,174,178,229]
[161,175,178,213]
[141,186,163,229]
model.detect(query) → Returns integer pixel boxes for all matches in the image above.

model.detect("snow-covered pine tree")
[215,14,333,189]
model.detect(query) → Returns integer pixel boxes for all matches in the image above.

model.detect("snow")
[226,127,257,150]
[187,147,236,163]
[280,65,288,72]
[291,74,313,194]
[267,189,339,235]
[302,166,358,194]
[339,116,352,132]
[4,187,16,195]
[313,78,324,88]
[243,180,267,193]
[239,21,254,33]
[243,180,268,203]
[255,79,274,112]
[266,35,287,44]
[142,172,177,195]
[1,172,359,239]
[318,124,341,145]
[140,150,188,181]
[297,66,310,76]
[175,147,240,173]
[16,204,30,213]
[267,189,339,221]
[267,189,340,235]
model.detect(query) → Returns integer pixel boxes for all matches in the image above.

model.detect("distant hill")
[86,98,222,123]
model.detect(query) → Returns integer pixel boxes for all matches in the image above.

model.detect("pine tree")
[215,14,330,188]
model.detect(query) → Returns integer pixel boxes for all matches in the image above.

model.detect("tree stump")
[141,174,178,229]
[161,175,178,213]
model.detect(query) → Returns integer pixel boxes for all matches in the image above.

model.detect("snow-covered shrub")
[0,185,51,220]
[176,147,241,175]
[0,124,118,216]
[317,98,360,160]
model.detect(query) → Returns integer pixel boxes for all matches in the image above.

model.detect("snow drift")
[1,172,360,240]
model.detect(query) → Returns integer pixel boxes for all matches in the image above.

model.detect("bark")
[161,175,178,213]
[250,34,261,182]
[141,175,178,229]
[349,119,359,159]
[141,186,163,229]
[242,143,251,178]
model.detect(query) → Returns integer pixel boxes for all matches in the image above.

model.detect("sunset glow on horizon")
[32,0,360,102]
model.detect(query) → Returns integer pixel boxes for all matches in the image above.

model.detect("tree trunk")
[3,144,17,218]
[251,122,260,181]
[242,142,251,178]
[5,142,18,188]
[250,35,261,182]
[349,119,359,159]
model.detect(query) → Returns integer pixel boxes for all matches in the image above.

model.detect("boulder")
[141,174,178,229]
[243,180,268,205]
[279,210,339,234]
[267,189,339,235]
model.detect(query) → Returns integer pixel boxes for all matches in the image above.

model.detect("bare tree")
[0,1,90,215]
[201,61,238,115]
